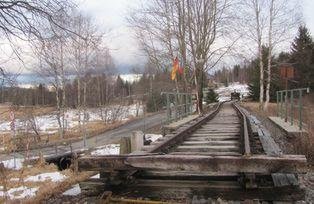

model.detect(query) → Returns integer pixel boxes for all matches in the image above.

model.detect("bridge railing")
[161,92,194,124]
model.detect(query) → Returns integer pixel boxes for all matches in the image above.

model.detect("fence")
[276,88,310,130]
[161,92,193,124]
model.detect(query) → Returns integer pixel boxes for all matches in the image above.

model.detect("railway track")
[78,102,307,203]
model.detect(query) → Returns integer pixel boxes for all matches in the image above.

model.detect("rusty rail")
[232,102,251,156]
[149,102,223,153]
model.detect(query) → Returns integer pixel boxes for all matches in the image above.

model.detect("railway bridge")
[78,102,307,203]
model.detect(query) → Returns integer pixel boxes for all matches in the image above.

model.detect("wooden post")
[119,137,131,154]
[131,131,144,152]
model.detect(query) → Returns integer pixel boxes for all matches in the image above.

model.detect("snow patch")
[10,178,20,182]
[90,144,120,156]
[0,186,38,199]
[62,184,81,196]
[90,174,100,179]
[1,158,24,170]
[145,134,163,142]
[24,172,66,182]
[215,82,249,102]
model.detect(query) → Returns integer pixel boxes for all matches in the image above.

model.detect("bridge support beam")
[78,154,307,174]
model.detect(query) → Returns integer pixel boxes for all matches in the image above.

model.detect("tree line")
[213,25,314,102]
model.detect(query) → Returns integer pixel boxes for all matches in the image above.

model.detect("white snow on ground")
[0,104,143,134]
[24,172,66,182]
[90,174,100,179]
[0,186,38,199]
[1,158,24,170]
[90,144,120,156]
[10,178,20,182]
[145,134,163,142]
[62,184,81,196]
[215,82,249,102]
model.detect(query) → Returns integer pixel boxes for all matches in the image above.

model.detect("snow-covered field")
[0,104,143,134]
[215,82,249,102]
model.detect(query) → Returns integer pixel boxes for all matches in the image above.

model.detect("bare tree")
[237,0,300,109]
[129,0,235,113]
[264,0,300,109]
[0,0,76,77]
[68,11,106,145]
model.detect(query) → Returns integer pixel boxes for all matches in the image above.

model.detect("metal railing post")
[166,93,170,123]
[285,89,288,122]
[276,91,279,117]
[290,90,294,125]
[280,91,283,118]
[174,93,178,120]
[299,89,303,130]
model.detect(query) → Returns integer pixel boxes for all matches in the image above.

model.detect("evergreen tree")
[204,89,219,104]
[248,46,280,102]
[290,26,314,89]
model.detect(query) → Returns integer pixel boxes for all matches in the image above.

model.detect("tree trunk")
[264,0,274,110]
[259,46,264,109]
[55,86,63,139]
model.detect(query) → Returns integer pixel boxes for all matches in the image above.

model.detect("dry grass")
[2,117,134,152]
[0,160,95,203]
[0,106,55,121]
[35,120,126,146]
[242,99,314,164]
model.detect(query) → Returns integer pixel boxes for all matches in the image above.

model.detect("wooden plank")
[175,145,239,152]
[118,180,305,201]
[126,155,307,174]
[149,103,223,153]
[78,154,307,173]
[138,170,239,178]
[191,133,239,136]
[78,155,130,171]
[182,141,239,145]
[169,152,242,156]
[187,136,239,141]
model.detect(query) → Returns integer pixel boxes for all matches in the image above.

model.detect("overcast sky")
[1,0,313,74]
[77,0,314,71]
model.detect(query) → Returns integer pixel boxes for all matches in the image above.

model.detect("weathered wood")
[117,179,305,201]
[78,155,131,171]
[148,102,223,153]
[169,152,242,156]
[131,131,144,152]
[138,170,239,178]
[126,155,307,174]
[79,154,307,173]
[187,136,239,141]
[79,178,107,196]
[182,141,239,145]
[190,133,239,137]
[176,145,239,152]
[119,137,131,154]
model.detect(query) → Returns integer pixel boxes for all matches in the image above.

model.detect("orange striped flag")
[171,57,179,80]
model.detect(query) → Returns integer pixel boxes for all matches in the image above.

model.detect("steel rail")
[148,102,224,153]
[232,102,251,156]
